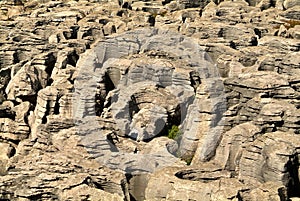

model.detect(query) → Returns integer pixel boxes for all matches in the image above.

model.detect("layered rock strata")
[0,0,299,200]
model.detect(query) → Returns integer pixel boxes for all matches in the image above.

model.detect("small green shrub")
[166,125,193,165]
[175,151,193,166]
[184,157,193,165]
[167,125,181,141]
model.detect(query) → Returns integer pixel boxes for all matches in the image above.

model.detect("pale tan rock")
[202,1,218,18]
[214,122,261,170]
[103,22,117,36]
[278,24,288,37]
[48,34,59,44]
[0,0,300,200]
[257,0,272,10]
[0,142,14,173]
[283,0,300,9]
[243,182,287,201]
[6,6,23,19]
[288,25,300,39]
[61,184,124,201]
[239,132,300,185]
[145,166,247,200]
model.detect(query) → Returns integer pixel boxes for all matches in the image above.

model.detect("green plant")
[166,125,193,165]
[175,150,193,166]
[167,125,181,141]
[184,157,193,165]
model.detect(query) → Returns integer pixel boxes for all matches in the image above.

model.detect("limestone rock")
[6,52,55,103]
[283,0,300,9]
[214,122,261,171]
[0,127,129,200]
[0,0,300,200]
[288,25,300,39]
[129,105,168,141]
[239,132,300,198]
[0,142,15,175]
[280,6,300,20]
[0,101,30,142]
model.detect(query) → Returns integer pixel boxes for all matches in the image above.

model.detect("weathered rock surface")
[0,0,300,200]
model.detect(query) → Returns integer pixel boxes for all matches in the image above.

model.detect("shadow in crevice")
[286,154,300,198]
[95,72,116,116]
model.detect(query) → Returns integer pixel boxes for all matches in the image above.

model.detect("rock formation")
[0,0,300,200]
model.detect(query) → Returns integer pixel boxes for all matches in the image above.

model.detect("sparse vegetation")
[184,157,193,165]
[167,125,193,165]
[167,125,182,141]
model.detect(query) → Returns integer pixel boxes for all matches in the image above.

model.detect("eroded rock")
[0,0,300,200]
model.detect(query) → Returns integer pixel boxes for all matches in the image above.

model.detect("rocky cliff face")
[0,0,300,200]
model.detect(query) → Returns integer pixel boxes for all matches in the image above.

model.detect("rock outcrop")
[0,0,300,200]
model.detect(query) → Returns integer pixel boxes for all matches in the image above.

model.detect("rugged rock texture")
[0,0,300,200]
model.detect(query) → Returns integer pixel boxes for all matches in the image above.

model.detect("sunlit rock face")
[72,28,225,174]
[0,0,300,200]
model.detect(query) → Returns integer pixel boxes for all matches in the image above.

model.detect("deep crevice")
[95,72,116,116]
[19,94,37,106]
[254,28,262,38]
[229,41,237,49]
[167,104,182,127]
[7,146,16,158]
[217,28,224,37]
[42,100,50,124]
[162,0,172,5]
[189,71,201,92]
[128,95,140,120]
[95,93,104,116]
[122,2,132,10]
[286,154,300,198]
[117,10,125,17]
[106,133,119,152]
[63,26,79,40]
[45,52,57,86]
[99,19,109,25]
[81,28,93,38]
[13,52,20,64]
[148,15,156,27]
[67,51,79,67]
[54,98,60,115]
[250,36,258,46]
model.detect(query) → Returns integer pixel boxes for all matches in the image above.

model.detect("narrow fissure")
[286,155,300,198]
[42,100,50,124]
